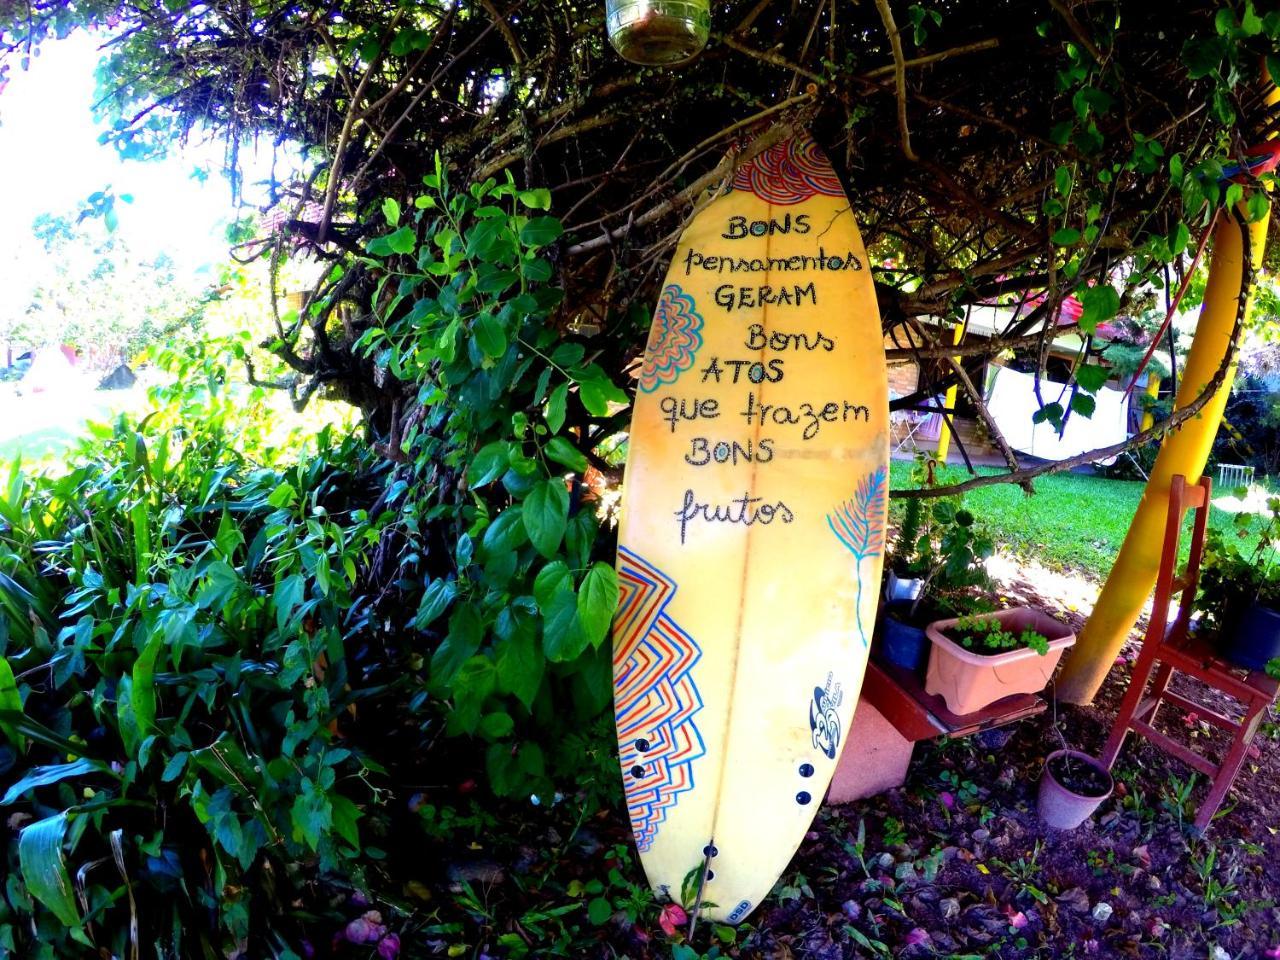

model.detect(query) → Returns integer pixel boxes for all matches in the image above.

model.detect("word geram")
[714,283,817,312]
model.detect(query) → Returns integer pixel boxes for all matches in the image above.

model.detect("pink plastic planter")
[924,608,1076,715]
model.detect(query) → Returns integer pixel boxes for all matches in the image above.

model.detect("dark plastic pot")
[1220,602,1280,671]
[881,613,930,673]
[1037,749,1113,830]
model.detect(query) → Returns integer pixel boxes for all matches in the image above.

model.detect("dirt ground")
[394,555,1280,959]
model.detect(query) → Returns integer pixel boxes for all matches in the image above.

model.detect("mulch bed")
[363,560,1280,959]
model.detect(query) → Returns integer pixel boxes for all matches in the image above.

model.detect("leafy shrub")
[352,161,624,799]
[0,169,630,955]
[0,344,387,956]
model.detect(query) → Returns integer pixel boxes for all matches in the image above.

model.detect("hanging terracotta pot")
[606,0,710,66]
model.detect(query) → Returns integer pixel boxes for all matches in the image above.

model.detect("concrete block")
[826,701,914,804]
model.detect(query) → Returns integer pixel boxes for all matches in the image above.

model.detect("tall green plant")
[353,160,626,798]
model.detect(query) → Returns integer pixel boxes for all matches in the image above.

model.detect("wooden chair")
[1101,474,1280,831]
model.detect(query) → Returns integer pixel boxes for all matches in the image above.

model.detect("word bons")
[721,213,810,239]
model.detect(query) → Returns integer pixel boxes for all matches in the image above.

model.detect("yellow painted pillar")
[1056,205,1270,704]
[1140,373,1161,432]
[933,321,965,463]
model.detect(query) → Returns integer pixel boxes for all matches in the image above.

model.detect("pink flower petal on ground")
[1003,905,1028,929]
[1114,656,1128,666]
[940,791,955,809]
[904,928,931,946]
[1183,711,1199,727]
[345,918,378,944]
[1264,947,1280,959]
[658,903,688,937]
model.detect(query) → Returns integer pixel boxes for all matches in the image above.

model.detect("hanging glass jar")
[606,0,710,67]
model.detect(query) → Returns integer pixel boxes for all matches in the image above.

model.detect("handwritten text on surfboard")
[659,214,872,544]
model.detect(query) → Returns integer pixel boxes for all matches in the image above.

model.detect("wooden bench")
[829,657,1046,803]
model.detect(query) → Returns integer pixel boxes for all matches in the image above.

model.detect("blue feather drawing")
[827,466,888,647]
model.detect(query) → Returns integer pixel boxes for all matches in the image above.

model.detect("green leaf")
[367,225,417,257]
[275,573,305,632]
[577,562,618,649]
[1051,227,1081,246]
[0,657,22,750]
[523,480,569,558]
[575,367,628,416]
[482,507,529,556]
[1070,393,1097,417]
[533,560,573,609]
[415,578,458,630]
[1075,363,1110,393]
[19,813,80,927]
[496,631,543,708]
[546,382,569,434]
[1032,402,1064,427]
[266,481,297,509]
[0,711,89,758]
[479,711,515,739]
[587,897,614,925]
[1077,284,1120,333]
[2,759,109,806]
[469,442,510,487]
[542,590,587,662]
[432,603,483,682]
[129,632,163,748]
[473,313,507,358]
[1246,190,1270,224]
[290,778,332,852]
[518,188,552,211]
[382,197,401,226]
[545,436,589,472]
[519,216,564,248]
[1182,35,1226,79]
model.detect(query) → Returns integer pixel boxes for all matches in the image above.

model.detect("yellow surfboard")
[613,132,889,924]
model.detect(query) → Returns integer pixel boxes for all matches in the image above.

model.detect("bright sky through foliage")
[0,32,285,317]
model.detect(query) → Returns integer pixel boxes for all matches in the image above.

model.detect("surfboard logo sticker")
[732,135,845,206]
[639,284,704,393]
[827,465,888,646]
[614,546,706,851]
[809,672,844,760]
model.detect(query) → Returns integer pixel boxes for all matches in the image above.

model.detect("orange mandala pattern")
[639,284,703,394]
[732,135,845,205]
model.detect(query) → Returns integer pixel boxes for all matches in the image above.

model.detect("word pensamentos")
[683,248,864,276]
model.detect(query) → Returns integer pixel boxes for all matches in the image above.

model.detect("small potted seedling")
[924,608,1075,715]
[1036,700,1113,831]
[1037,748,1114,830]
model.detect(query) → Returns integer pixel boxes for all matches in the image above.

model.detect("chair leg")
[1193,697,1268,831]
[1142,663,1175,725]
[1100,650,1164,769]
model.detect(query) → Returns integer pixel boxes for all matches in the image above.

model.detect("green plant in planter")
[898,504,995,623]
[1196,495,1280,634]
[948,616,1050,656]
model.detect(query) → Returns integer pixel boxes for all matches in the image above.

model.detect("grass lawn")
[888,460,1251,580]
